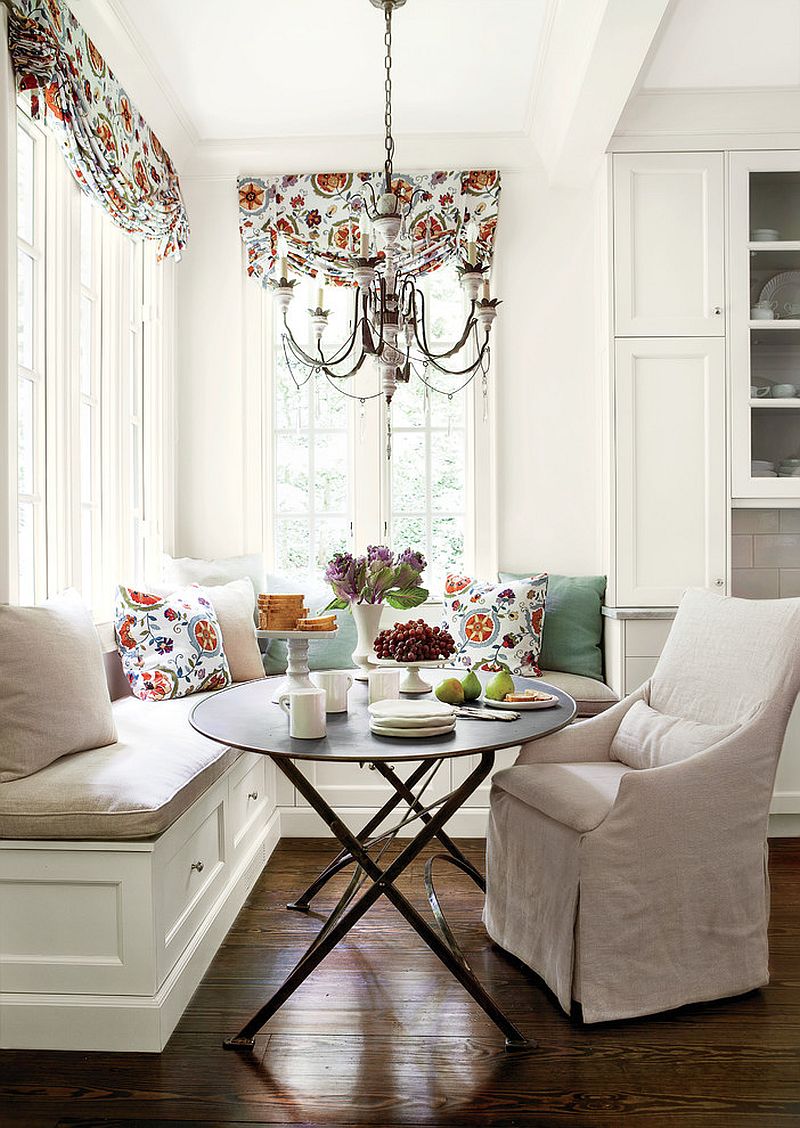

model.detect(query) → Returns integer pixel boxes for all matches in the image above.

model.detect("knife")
[455,707,521,722]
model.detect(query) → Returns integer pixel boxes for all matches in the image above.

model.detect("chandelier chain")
[383,2,395,191]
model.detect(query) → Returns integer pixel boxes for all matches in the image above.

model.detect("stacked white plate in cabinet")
[368,698,456,738]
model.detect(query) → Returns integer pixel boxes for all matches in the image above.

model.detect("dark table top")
[190,669,576,763]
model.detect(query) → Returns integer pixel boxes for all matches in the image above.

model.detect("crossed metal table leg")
[223,750,531,1052]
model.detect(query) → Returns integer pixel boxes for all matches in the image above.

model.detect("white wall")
[174,162,604,576]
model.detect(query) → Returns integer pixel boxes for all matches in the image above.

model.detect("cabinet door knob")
[713,306,723,316]
[191,860,204,873]
[248,790,259,801]
[714,578,725,587]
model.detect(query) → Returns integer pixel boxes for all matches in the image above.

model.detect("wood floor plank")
[1,837,799,1127]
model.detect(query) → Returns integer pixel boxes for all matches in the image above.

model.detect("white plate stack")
[368,698,456,738]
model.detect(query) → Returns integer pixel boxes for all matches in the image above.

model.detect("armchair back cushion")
[610,698,739,770]
[0,589,117,782]
[651,589,800,726]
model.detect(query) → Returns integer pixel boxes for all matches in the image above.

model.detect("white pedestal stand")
[375,659,447,695]
[257,628,339,703]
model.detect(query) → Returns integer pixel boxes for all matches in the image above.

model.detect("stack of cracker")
[257,593,307,631]
[296,614,337,632]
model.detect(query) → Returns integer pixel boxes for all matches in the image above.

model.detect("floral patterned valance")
[238,170,501,286]
[7,0,189,260]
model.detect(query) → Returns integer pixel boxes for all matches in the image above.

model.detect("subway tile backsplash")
[731,509,800,598]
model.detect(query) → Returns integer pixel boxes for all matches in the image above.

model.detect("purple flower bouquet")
[324,545,429,611]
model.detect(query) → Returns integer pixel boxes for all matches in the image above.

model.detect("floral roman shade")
[238,170,500,286]
[7,0,189,260]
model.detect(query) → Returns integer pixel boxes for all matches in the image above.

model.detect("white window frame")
[5,98,172,615]
[14,113,47,605]
[253,262,497,592]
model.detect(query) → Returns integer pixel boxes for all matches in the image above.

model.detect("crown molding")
[70,0,197,167]
[615,86,800,141]
[183,130,541,180]
[104,0,200,146]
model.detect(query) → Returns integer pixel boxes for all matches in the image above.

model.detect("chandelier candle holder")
[263,0,501,451]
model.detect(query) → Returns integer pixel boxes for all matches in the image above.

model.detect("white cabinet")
[729,151,800,501]
[614,337,727,606]
[613,153,725,337]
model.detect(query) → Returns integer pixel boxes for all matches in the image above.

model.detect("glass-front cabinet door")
[730,152,800,501]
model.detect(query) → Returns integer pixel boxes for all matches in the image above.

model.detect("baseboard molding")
[278,805,490,838]
[0,811,281,1052]
[279,805,800,840]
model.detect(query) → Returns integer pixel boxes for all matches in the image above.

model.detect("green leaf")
[385,587,429,610]
[322,597,348,611]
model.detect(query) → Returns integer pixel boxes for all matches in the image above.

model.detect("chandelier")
[268,0,500,446]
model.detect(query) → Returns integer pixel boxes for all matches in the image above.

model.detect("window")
[79,194,102,602]
[16,117,46,605]
[272,275,354,572]
[8,104,171,614]
[265,263,488,593]
[388,266,471,595]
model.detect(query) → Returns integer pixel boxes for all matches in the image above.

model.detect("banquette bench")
[0,631,280,1052]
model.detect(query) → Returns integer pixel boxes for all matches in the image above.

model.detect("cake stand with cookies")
[256,594,339,703]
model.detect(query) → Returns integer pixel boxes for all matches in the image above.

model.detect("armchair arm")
[598,704,777,842]
[515,684,648,765]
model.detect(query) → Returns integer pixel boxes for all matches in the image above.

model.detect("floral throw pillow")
[442,573,549,677]
[115,585,231,702]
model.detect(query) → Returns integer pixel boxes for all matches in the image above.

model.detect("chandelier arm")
[317,348,371,381]
[412,285,477,360]
[281,316,365,370]
[411,333,491,378]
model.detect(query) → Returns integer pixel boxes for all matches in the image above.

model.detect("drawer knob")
[190,860,204,873]
[248,790,259,801]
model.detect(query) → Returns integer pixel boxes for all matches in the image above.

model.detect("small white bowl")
[752,228,781,241]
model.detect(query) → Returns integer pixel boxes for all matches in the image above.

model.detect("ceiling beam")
[532,0,673,186]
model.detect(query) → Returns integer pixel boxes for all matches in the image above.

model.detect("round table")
[190,669,576,1052]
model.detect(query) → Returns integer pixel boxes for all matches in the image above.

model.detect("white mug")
[278,688,326,739]
[312,670,353,713]
[368,667,402,704]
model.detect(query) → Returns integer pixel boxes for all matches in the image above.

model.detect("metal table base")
[223,749,532,1052]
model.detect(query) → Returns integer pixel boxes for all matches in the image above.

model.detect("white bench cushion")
[0,693,240,840]
[539,671,618,717]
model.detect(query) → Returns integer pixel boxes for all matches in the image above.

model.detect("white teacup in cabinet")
[613,153,726,337]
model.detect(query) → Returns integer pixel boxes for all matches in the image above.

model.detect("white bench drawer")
[155,786,227,983]
[229,753,268,854]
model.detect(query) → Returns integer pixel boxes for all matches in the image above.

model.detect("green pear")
[485,667,515,701]
[435,677,465,706]
[461,670,482,702]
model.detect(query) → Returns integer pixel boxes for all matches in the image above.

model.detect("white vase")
[351,602,384,682]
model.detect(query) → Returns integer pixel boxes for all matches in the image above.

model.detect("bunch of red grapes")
[374,619,456,663]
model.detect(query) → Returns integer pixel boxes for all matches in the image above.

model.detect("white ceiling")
[115,0,550,142]
[642,0,800,90]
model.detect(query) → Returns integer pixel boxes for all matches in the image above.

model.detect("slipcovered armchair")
[485,589,800,1023]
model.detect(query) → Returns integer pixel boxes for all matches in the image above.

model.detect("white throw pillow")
[610,699,738,771]
[0,589,117,781]
[162,553,265,616]
[203,578,264,683]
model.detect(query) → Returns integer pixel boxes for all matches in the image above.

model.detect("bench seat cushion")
[538,671,618,717]
[0,693,240,840]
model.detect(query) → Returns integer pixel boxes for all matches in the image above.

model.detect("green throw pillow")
[261,572,357,675]
[499,572,606,681]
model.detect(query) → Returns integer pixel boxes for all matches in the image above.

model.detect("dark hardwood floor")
[1,837,799,1127]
